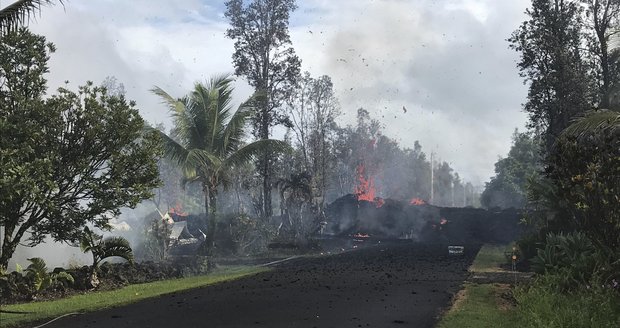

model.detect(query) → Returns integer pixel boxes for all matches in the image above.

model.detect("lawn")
[469,244,513,272]
[437,283,518,328]
[438,244,518,328]
[0,266,269,328]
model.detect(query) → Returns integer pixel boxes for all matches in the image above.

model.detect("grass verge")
[0,265,269,328]
[437,283,517,328]
[513,276,620,328]
[469,244,512,272]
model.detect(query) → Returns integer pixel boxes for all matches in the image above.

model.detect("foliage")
[24,257,74,293]
[140,214,172,261]
[215,213,275,255]
[0,0,63,35]
[0,28,161,269]
[286,72,340,207]
[151,75,289,253]
[580,0,620,109]
[481,130,542,209]
[225,0,302,217]
[514,275,620,328]
[546,110,620,250]
[530,233,595,286]
[509,0,593,152]
[79,227,134,288]
[276,172,314,239]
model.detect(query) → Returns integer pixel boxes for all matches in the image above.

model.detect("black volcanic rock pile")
[325,194,523,244]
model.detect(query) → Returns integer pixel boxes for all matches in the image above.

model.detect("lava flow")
[409,198,427,206]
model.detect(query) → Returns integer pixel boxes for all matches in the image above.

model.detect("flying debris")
[402,106,407,113]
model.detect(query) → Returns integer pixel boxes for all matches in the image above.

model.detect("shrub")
[24,258,74,293]
[529,232,620,290]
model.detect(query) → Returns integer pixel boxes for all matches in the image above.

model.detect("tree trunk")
[0,238,18,270]
[202,183,215,254]
[259,108,273,218]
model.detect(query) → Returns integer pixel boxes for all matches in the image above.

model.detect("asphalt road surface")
[39,242,479,328]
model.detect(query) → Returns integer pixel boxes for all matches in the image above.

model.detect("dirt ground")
[38,242,480,328]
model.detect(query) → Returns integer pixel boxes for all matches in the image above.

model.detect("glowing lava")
[409,198,427,206]
[168,202,188,217]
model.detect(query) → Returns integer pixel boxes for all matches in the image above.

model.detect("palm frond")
[101,236,134,263]
[221,105,252,155]
[25,257,47,275]
[151,86,202,148]
[79,226,99,253]
[222,139,291,170]
[150,127,190,165]
[186,148,222,170]
[0,0,62,35]
[561,110,620,140]
[195,75,234,151]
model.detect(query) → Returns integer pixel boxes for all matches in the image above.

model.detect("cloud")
[26,0,531,185]
[289,0,531,184]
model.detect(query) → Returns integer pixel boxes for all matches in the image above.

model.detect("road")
[39,243,479,328]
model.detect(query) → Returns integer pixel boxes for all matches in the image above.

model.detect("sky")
[22,0,532,186]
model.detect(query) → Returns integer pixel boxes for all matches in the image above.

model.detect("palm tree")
[151,75,288,251]
[79,227,133,289]
[0,0,62,35]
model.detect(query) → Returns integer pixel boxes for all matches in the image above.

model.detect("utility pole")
[451,181,454,207]
[430,152,434,205]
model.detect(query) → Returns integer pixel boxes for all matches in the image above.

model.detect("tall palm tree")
[0,0,62,35]
[151,75,288,251]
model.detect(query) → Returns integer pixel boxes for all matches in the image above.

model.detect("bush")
[529,232,619,290]
[547,111,620,250]
[215,213,275,256]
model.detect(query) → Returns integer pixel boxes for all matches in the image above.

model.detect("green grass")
[469,244,512,272]
[437,283,518,328]
[513,277,620,328]
[0,266,269,328]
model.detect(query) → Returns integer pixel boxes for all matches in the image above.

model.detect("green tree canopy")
[225,0,301,217]
[481,130,542,209]
[0,28,161,269]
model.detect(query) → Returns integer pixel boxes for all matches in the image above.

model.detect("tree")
[0,0,62,35]
[151,75,289,253]
[225,0,301,217]
[79,227,134,288]
[547,110,619,250]
[581,0,620,108]
[0,29,161,269]
[509,0,593,153]
[287,72,340,207]
[481,130,542,209]
[276,171,313,239]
